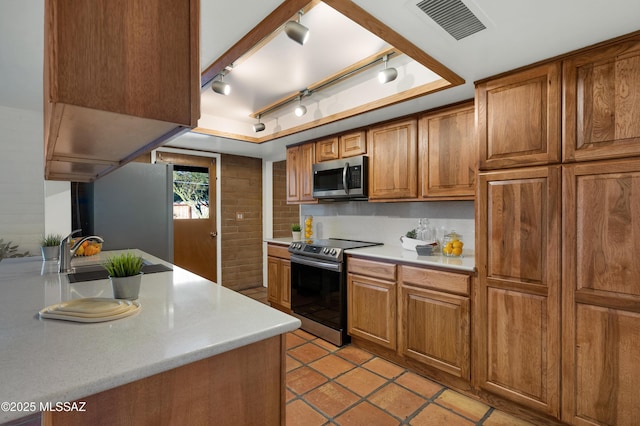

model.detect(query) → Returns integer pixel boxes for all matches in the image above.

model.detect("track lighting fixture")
[294,96,307,117]
[253,115,265,132]
[284,10,310,46]
[378,55,398,84]
[211,73,231,95]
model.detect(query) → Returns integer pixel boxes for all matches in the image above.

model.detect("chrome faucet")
[58,229,104,273]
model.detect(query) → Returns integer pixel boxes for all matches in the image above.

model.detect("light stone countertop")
[0,249,300,424]
[265,238,476,272]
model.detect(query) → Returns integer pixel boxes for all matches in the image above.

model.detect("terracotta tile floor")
[239,286,536,426]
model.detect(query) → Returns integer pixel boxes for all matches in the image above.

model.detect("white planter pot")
[41,246,60,261]
[292,231,302,241]
[110,273,142,300]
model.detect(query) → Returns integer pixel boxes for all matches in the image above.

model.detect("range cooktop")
[288,238,382,262]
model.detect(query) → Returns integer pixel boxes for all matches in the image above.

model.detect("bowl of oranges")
[442,231,464,257]
[71,239,102,257]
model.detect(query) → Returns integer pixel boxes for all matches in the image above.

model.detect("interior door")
[156,151,218,282]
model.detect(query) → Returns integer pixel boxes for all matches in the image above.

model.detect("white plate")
[53,298,130,315]
[39,299,141,323]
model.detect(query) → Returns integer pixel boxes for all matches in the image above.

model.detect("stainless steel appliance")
[312,156,368,200]
[289,238,382,346]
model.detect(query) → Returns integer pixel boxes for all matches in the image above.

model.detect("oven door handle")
[291,254,342,272]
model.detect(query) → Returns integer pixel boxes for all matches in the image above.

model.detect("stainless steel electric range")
[288,238,382,346]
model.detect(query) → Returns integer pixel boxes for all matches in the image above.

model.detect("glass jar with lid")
[442,230,464,257]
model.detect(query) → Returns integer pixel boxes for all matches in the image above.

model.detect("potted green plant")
[291,223,302,241]
[103,252,144,300]
[40,233,63,261]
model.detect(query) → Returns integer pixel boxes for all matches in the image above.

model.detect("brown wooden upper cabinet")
[286,144,315,204]
[315,131,366,163]
[476,63,561,170]
[44,0,200,182]
[419,102,476,199]
[367,118,418,200]
[315,137,340,163]
[563,35,640,163]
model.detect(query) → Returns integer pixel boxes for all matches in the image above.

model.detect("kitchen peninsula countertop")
[0,250,300,424]
[265,237,476,272]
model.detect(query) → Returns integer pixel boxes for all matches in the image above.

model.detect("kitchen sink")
[66,260,172,283]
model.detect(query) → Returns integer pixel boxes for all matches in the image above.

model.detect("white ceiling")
[2,0,640,162]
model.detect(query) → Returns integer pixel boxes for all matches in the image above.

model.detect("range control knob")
[330,249,337,256]
[323,247,330,254]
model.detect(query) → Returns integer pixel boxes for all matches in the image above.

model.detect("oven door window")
[291,260,344,330]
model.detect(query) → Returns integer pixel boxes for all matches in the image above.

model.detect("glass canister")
[304,215,313,239]
[442,230,464,257]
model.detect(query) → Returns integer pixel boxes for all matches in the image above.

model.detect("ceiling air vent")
[416,0,486,40]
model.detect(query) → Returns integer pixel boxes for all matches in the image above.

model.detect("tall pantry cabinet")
[476,31,640,424]
[561,35,640,426]
[475,63,562,417]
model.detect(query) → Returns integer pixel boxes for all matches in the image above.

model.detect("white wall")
[0,1,70,257]
[301,201,476,254]
[0,105,44,254]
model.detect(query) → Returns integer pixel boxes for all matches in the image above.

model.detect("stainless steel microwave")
[312,156,368,199]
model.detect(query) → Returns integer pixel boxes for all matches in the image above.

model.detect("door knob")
[209,231,217,238]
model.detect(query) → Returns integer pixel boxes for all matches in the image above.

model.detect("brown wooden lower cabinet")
[561,159,640,426]
[43,336,286,425]
[267,243,291,312]
[399,266,471,381]
[476,166,561,418]
[347,257,397,350]
[347,256,473,383]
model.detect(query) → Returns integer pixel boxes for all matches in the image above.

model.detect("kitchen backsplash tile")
[300,201,475,253]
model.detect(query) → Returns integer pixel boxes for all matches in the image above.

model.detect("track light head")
[285,11,309,45]
[211,81,230,95]
[294,95,307,117]
[378,55,398,84]
[211,79,231,96]
[294,104,307,117]
[253,115,265,132]
[378,67,398,84]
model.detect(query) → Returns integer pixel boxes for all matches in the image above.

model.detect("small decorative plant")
[405,229,417,239]
[104,252,144,278]
[40,234,63,247]
[291,224,301,232]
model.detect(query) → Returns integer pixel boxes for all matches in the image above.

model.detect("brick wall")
[220,154,263,291]
[272,160,300,238]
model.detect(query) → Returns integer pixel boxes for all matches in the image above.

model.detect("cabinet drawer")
[400,265,469,296]
[348,257,396,281]
[267,244,291,259]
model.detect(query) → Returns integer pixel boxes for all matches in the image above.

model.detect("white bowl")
[400,236,436,251]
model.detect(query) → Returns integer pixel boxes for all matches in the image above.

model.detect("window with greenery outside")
[173,165,209,220]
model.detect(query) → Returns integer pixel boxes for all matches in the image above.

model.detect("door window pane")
[173,165,209,219]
